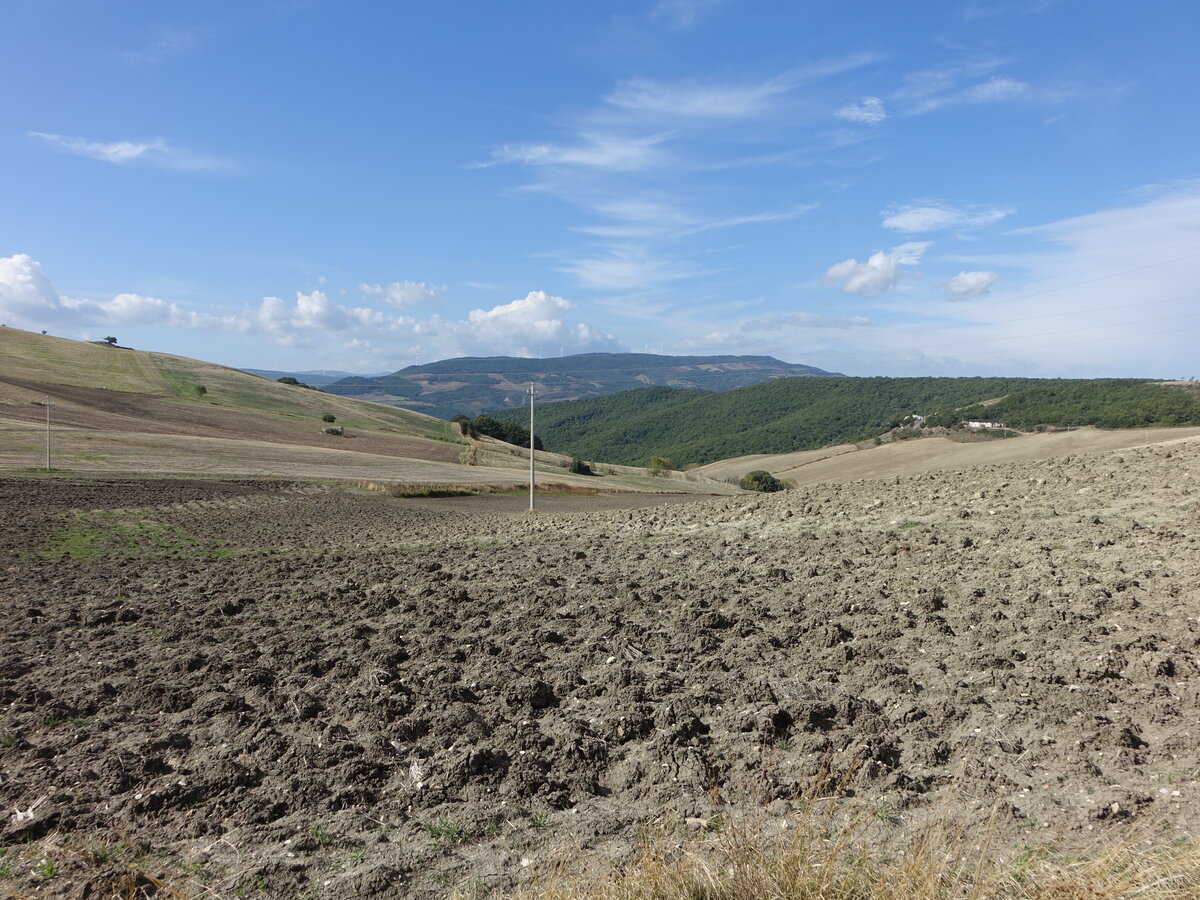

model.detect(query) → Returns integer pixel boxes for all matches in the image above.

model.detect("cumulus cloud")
[462,291,619,354]
[835,96,888,125]
[27,131,232,172]
[945,270,1000,301]
[823,242,931,296]
[360,281,445,307]
[0,254,621,359]
[0,254,229,329]
[882,201,1012,233]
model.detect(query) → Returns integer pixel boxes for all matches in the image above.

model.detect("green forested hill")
[492,377,1200,466]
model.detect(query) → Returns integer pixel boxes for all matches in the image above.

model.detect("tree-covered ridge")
[490,377,1200,466]
[925,380,1200,429]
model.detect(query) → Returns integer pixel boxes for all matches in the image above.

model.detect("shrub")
[569,458,595,476]
[322,426,344,436]
[322,413,337,423]
[740,469,784,492]
[646,456,673,476]
[195,385,207,396]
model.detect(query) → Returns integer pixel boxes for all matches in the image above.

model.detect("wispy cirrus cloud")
[882,200,1012,233]
[835,96,888,125]
[117,25,208,66]
[487,132,671,172]
[650,0,731,30]
[26,132,235,173]
[606,75,795,119]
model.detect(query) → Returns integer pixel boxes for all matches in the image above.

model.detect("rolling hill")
[322,352,839,418]
[490,375,1200,467]
[0,328,734,492]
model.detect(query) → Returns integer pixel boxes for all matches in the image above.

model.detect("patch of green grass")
[39,510,240,560]
[897,520,925,530]
[531,810,551,829]
[423,818,471,845]
[35,856,58,879]
[309,823,333,846]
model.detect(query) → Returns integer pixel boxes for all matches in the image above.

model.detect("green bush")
[322,413,337,423]
[322,426,344,436]
[569,458,595,476]
[740,470,783,492]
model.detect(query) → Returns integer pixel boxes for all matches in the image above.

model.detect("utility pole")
[44,396,54,470]
[528,383,537,511]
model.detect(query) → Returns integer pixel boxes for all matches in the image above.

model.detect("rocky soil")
[2,435,1199,898]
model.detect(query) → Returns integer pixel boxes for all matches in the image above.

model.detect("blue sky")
[3,0,1199,378]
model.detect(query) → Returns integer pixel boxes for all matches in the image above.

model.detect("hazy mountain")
[241,368,387,387]
[323,352,841,419]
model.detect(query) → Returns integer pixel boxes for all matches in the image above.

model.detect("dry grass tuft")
[507,811,1200,900]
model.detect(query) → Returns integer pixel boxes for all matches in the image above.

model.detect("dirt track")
[2,434,1200,898]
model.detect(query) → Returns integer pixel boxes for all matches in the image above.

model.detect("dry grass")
[505,811,1200,900]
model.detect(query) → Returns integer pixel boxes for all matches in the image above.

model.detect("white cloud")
[743,311,873,330]
[823,242,931,296]
[0,255,621,360]
[651,0,730,29]
[27,131,232,172]
[945,270,1000,301]
[835,96,888,125]
[606,76,793,119]
[963,75,1027,103]
[882,201,1012,233]
[0,254,231,329]
[360,281,445,307]
[489,133,669,171]
[559,248,693,291]
[895,60,1039,115]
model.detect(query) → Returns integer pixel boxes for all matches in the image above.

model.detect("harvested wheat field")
[2,433,1200,898]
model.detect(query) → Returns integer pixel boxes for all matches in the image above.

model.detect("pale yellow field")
[699,425,1200,485]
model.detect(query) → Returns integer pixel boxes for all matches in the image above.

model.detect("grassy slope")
[493,376,1200,466]
[0,328,454,442]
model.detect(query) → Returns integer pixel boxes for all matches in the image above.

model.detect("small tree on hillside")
[104,336,118,345]
[740,470,784,492]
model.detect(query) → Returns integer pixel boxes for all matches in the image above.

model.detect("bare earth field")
[698,426,1200,484]
[2,434,1200,897]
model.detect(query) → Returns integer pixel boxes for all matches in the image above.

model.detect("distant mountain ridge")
[241,368,386,387]
[323,352,840,419]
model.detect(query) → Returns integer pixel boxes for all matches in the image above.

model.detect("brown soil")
[2,436,1199,898]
